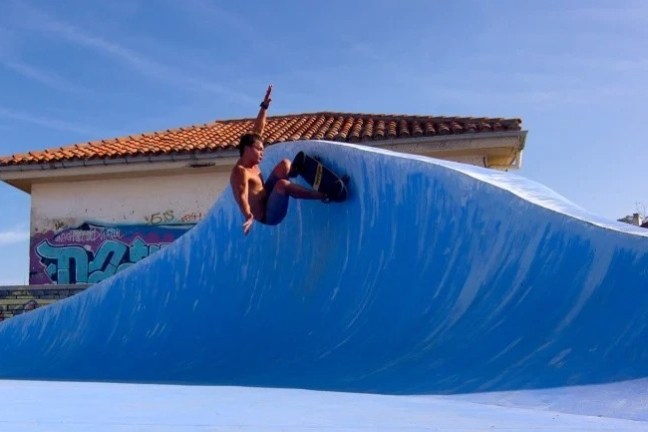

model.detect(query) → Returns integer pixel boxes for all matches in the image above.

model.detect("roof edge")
[0,149,239,178]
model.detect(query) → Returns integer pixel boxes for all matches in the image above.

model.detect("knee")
[274,179,291,194]
[277,159,291,177]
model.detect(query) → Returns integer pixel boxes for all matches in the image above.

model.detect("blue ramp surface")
[0,141,647,395]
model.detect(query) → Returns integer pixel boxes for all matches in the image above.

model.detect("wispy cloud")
[0,20,90,94]
[0,57,90,94]
[0,228,28,246]
[11,2,255,105]
[0,106,99,135]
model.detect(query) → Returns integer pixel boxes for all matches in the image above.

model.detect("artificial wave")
[0,141,647,396]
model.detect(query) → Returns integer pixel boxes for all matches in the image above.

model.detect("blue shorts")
[262,172,289,225]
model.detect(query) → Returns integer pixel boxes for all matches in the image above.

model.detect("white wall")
[31,171,229,232]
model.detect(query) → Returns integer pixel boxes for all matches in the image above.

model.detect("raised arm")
[251,85,272,136]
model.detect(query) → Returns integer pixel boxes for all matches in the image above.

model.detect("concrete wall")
[29,171,229,285]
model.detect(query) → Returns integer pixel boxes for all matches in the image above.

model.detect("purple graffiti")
[31,221,195,285]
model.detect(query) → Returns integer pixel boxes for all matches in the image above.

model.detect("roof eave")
[0,149,239,174]
[356,130,526,149]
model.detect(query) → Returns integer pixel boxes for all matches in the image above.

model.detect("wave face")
[0,141,647,395]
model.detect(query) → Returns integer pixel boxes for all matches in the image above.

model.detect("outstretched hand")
[243,213,254,235]
[262,84,272,107]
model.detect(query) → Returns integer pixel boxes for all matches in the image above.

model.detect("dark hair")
[238,133,262,157]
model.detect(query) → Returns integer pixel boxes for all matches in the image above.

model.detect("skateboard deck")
[291,151,348,202]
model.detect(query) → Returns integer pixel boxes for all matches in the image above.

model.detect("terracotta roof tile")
[0,112,522,167]
[361,118,373,141]
[437,122,450,135]
[399,119,410,137]
[386,120,397,138]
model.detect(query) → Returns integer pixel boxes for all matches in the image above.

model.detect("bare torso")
[232,163,267,221]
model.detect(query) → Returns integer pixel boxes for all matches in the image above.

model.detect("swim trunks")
[261,172,289,225]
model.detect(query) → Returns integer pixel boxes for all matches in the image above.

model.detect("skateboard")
[290,151,348,202]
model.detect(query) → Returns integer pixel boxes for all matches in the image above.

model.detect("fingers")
[243,216,254,235]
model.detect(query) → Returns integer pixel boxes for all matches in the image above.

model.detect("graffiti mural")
[30,221,196,285]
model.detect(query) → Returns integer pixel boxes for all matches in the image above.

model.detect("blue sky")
[1,0,647,284]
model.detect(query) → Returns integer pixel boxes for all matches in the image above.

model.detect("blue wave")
[0,141,647,394]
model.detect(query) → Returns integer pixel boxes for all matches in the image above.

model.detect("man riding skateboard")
[230,85,326,235]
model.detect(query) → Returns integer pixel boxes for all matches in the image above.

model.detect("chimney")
[632,213,642,226]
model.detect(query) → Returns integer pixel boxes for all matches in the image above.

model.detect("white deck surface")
[1,380,647,431]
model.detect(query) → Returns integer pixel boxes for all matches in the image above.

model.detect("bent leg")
[275,179,324,200]
[262,188,290,225]
[271,159,291,179]
[270,158,300,179]
[264,159,291,195]
[263,179,327,225]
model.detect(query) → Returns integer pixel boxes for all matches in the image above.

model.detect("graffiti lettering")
[53,219,66,231]
[57,229,100,243]
[129,237,149,262]
[37,241,89,284]
[88,241,129,283]
[180,211,203,223]
[36,237,164,284]
[145,210,175,225]
[145,210,204,225]
[104,228,122,239]
[31,221,195,285]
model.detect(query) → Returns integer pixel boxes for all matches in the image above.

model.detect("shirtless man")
[230,85,325,235]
